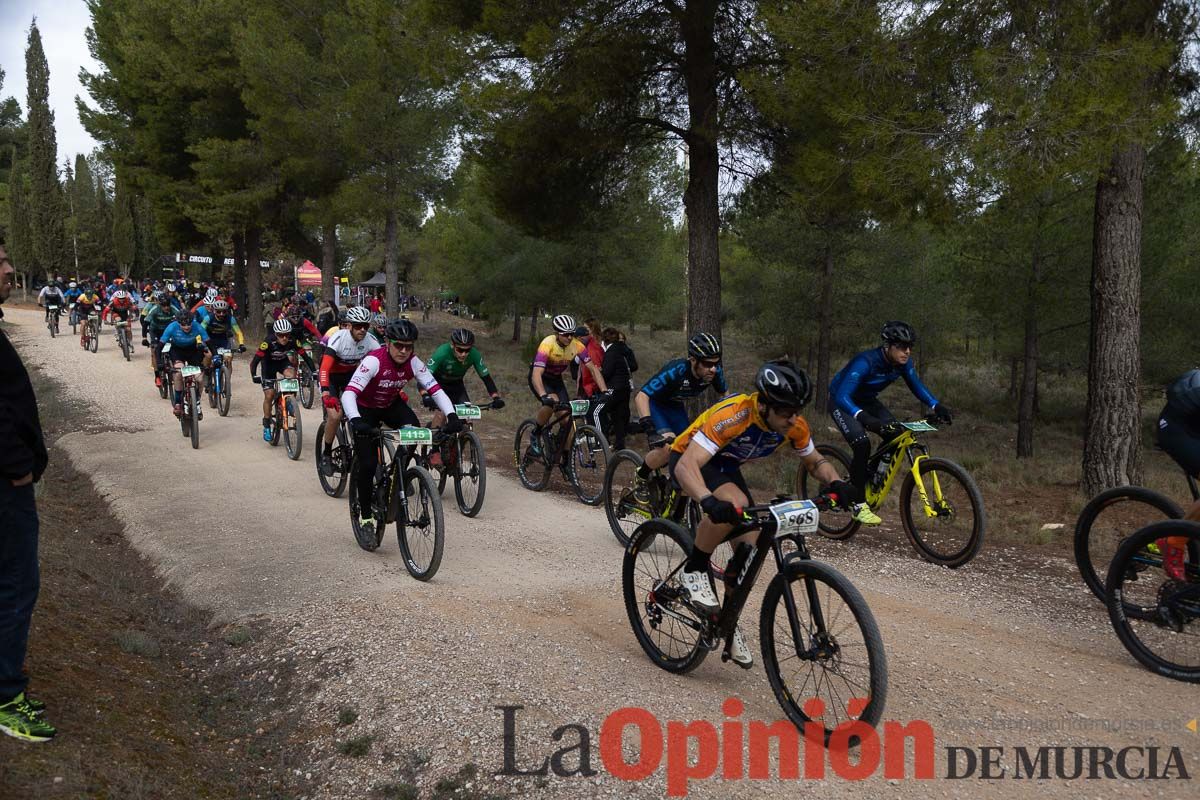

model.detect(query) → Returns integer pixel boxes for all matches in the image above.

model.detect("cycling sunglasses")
[388,339,414,350]
[350,322,370,331]
[696,358,721,369]
[453,346,472,355]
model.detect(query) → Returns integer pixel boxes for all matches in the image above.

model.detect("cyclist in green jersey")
[421,328,505,426]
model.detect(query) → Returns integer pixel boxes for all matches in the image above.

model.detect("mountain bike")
[1105,519,1200,682]
[153,342,171,399]
[349,425,445,581]
[68,302,78,335]
[204,348,235,416]
[1075,470,1199,603]
[81,312,100,353]
[604,439,689,547]
[297,359,317,409]
[264,376,303,460]
[623,495,887,739]
[164,344,203,450]
[421,402,496,517]
[514,398,610,505]
[797,419,985,568]
[114,319,133,361]
[316,410,354,498]
[46,305,60,337]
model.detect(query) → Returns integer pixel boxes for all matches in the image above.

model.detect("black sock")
[635,464,651,480]
[324,442,333,454]
[686,546,712,574]
[263,417,271,427]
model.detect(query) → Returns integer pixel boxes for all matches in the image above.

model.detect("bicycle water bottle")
[873,452,892,489]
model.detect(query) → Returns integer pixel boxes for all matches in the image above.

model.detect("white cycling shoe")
[728,626,753,669]
[679,569,720,613]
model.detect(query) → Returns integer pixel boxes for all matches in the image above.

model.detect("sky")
[0,0,101,164]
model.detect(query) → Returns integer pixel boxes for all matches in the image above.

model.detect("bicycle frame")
[864,426,946,519]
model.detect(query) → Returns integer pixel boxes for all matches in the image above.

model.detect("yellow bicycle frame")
[864,430,946,517]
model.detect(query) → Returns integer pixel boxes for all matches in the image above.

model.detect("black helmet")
[385,318,419,342]
[450,328,475,347]
[176,310,194,325]
[881,320,916,346]
[755,360,812,409]
[687,332,721,360]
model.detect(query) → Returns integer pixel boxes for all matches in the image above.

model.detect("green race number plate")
[902,421,937,432]
[570,399,590,416]
[276,378,300,393]
[397,426,434,445]
[455,404,482,420]
[180,365,202,378]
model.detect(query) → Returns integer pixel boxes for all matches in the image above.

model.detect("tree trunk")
[814,241,834,412]
[1017,260,1039,459]
[244,226,264,340]
[528,305,539,342]
[321,222,337,304]
[511,306,521,342]
[383,207,399,318]
[1082,143,1145,494]
[231,233,248,314]
[680,0,721,342]
[1008,355,1018,399]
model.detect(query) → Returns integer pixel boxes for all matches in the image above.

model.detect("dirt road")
[8,307,1198,799]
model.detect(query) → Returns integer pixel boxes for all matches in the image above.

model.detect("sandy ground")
[7,306,1198,799]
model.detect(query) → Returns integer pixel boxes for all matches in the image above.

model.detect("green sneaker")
[359,515,375,536]
[852,503,883,526]
[0,694,57,742]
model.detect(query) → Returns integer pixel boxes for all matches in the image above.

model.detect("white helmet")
[552,314,577,334]
[210,299,229,311]
[345,306,372,324]
[69,281,77,288]
[113,290,129,300]
[204,288,219,303]
[273,318,293,334]
[166,282,177,292]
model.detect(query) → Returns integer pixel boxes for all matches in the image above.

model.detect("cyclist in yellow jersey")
[670,360,853,668]
[528,314,611,466]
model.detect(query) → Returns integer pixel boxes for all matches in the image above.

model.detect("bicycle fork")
[908,454,948,518]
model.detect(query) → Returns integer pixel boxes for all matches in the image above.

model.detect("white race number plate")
[276,379,300,393]
[770,499,820,536]
[217,348,232,357]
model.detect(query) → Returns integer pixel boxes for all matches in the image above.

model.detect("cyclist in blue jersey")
[630,332,726,502]
[829,320,953,525]
[160,310,211,417]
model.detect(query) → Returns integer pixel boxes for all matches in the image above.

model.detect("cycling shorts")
[648,402,689,437]
[169,347,205,368]
[667,450,754,503]
[439,379,470,405]
[528,368,570,404]
[1158,406,1200,477]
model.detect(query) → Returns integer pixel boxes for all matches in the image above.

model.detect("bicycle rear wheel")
[299,362,316,409]
[622,519,710,674]
[89,323,99,353]
[570,424,610,505]
[397,465,445,581]
[899,457,985,567]
[760,559,888,739]
[514,419,552,491]
[1076,486,1182,603]
[1105,520,1200,682]
[453,431,487,517]
[604,450,655,547]
[316,420,352,498]
[797,444,860,540]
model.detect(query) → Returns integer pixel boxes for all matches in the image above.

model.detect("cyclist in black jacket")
[598,328,637,449]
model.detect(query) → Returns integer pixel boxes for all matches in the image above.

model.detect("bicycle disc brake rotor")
[805,630,841,662]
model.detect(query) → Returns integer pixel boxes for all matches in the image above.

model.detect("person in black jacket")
[599,327,637,449]
[0,245,56,741]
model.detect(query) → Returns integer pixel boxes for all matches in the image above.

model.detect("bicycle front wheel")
[622,518,710,674]
[316,420,351,498]
[397,465,445,581]
[605,450,655,547]
[299,363,316,409]
[217,363,232,416]
[89,324,99,353]
[1105,520,1200,682]
[188,384,200,450]
[453,431,487,517]
[760,559,888,739]
[797,444,860,540]
[899,457,985,567]
[570,424,610,506]
[514,419,552,491]
[1076,486,1182,603]
[284,396,303,460]
[347,459,384,551]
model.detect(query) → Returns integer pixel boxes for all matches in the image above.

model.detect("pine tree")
[24,21,71,279]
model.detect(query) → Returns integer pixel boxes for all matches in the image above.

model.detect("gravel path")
[8,307,1198,799]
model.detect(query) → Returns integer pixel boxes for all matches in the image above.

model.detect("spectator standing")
[0,245,56,742]
[577,318,606,398]
[599,327,637,449]
[368,293,382,314]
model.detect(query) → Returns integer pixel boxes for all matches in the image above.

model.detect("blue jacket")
[830,347,938,418]
[159,321,210,349]
[638,357,726,408]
